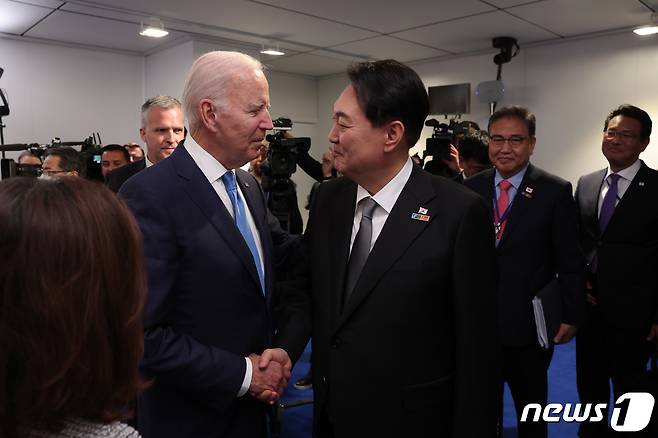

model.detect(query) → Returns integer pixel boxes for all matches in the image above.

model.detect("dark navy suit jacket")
[120,142,285,438]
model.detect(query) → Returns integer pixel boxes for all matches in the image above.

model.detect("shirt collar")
[605,159,641,182]
[355,157,413,214]
[184,135,228,183]
[494,163,529,190]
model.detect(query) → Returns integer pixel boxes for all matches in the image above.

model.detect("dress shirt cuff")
[237,357,252,397]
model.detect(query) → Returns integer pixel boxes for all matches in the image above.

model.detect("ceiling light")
[634,13,658,36]
[140,18,168,38]
[260,43,285,56]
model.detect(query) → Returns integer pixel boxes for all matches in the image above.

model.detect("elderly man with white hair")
[120,51,293,438]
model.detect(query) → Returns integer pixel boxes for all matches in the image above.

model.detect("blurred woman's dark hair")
[0,177,147,437]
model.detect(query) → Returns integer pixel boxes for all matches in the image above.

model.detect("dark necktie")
[222,171,265,294]
[343,197,378,309]
[598,173,621,233]
[591,173,621,273]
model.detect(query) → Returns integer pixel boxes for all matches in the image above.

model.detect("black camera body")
[263,117,311,180]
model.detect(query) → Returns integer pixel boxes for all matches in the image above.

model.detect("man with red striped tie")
[464,105,585,438]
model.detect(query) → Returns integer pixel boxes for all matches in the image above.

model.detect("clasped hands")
[248,348,292,405]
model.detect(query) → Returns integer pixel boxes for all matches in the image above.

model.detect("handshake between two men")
[248,348,292,404]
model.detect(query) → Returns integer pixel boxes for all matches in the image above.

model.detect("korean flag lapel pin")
[411,207,430,222]
[638,181,645,187]
[521,186,534,199]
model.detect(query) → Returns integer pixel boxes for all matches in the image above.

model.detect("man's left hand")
[441,144,462,174]
[553,323,577,344]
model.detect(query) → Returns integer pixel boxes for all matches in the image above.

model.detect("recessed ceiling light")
[260,43,285,56]
[634,13,658,36]
[634,25,658,36]
[140,18,168,38]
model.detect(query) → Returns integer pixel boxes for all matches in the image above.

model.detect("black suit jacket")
[106,157,146,192]
[575,161,658,330]
[277,165,499,438]
[120,143,289,438]
[464,164,585,347]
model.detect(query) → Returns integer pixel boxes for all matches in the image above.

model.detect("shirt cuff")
[237,357,252,397]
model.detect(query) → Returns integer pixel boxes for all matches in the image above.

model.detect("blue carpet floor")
[279,341,580,437]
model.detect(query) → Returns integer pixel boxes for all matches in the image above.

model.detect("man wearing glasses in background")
[41,146,80,178]
[575,104,658,438]
[464,106,585,438]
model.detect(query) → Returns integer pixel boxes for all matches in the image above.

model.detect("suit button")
[331,338,342,349]
[321,376,327,384]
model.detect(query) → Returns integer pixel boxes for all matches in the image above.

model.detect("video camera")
[0,134,103,180]
[424,118,473,161]
[263,117,311,180]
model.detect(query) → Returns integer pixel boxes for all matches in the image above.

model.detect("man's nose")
[328,124,339,144]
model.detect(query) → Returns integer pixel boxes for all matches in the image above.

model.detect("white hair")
[182,51,264,134]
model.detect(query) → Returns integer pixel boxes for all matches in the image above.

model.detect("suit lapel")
[171,145,263,295]
[582,169,607,235]
[327,181,358,327]
[334,166,436,333]
[603,162,650,237]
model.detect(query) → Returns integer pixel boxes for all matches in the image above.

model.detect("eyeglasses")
[603,130,638,142]
[489,135,528,147]
[41,169,68,176]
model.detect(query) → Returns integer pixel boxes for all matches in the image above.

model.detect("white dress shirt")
[185,135,266,397]
[597,159,641,217]
[350,157,413,253]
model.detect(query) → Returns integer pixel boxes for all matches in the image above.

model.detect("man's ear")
[383,120,405,153]
[199,99,218,132]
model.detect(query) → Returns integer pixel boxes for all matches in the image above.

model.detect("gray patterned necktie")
[343,197,378,309]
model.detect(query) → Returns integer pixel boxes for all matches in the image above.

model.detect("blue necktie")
[222,171,265,294]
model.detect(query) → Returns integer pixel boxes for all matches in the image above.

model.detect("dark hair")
[43,147,80,172]
[488,105,536,137]
[604,104,652,140]
[101,144,130,163]
[459,130,490,165]
[347,59,429,148]
[0,177,146,436]
[17,150,41,164]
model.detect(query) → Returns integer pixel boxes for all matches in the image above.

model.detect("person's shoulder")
[26,419,140,438]
[527,164,571,189]
[420,168,486,210]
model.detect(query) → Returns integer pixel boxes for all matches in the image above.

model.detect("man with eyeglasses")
[574,104,658,438]
[41,146,80,178]
[464,105,585,438]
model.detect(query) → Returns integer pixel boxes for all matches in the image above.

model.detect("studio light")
[140,18,168,38]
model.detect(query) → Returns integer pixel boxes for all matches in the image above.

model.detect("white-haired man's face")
[209,69,273,169]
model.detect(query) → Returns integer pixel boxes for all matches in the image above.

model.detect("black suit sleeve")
[552,181,586,327]
[451,195,500,437]
[297,149,324,183]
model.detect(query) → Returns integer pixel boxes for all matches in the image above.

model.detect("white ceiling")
[1,0,656,76]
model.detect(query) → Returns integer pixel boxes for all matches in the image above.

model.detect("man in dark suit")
[106,95,185,192]
[575,104,658,437]
[464,106,585,438]
[272,60,499,438]
[120,51,292,438]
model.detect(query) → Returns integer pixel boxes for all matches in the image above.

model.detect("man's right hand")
[248,353,290,404]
